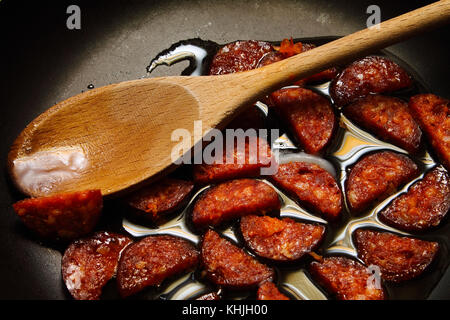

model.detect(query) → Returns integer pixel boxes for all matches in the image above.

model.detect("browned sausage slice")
[117,235,199,298]
[379,166,450,232]
[259,40,337,85]
[240,215,325,261]
[269,88,336,154]
[192,179,281,228]
[408,94,450,171]
[354,229,439,283]
[225,106,266,131]
[309,256,385,300]
[62,231,132,300]
[12,189,102,240]
[209,40,274,75]
[193,136,272,185]
[345,151,419,213]
[126,178,194,222]
[272,162,342,220]
[257,281,290,300]
[200,229,274,289]
[344,95,422,154]
[330,56,412,107]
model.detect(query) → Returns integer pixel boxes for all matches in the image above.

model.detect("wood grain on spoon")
[8,0,450,197]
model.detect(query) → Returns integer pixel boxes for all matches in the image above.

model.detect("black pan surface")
[0,0,449,300]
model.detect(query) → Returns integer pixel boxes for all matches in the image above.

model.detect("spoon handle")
[236,0,450,96]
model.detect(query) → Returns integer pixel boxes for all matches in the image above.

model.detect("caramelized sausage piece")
[12,190,102,240]
[379,166,450,232]
[408,94,450,171]
[346,151,419,213]
[240,215,325,261]
[354,229,439,283]
[330,56,412,107]
[257,281,290,300]
[309,256,385,300]
[344,95,422,154]
[269,88,336,154]
[209,40,274,75]
[201,230,274,289]
[271,162,342,221]
[259,40,337,85]
[126,178,194,222]
[193,136,272,184]
[117,235,199,298]
[62,231,132,300]
[225,106,266,131]
[192,179,280,228]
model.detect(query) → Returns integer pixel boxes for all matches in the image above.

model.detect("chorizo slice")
[408,94,450,171]
[344,95,422,154]
[240,215,325,261]
[62,231,132,300]
[12,189,102,241]
[192,179,280,228]
[309,256,385,300]
[200,229,274,289]
[225,105,266,131]
[379,166,450,232]
[193,136,272,185]
[345,151,419,213]
[257,281,290,300]
[126,178,194,222]
[117,235,199,298]
[354,229,439,283]
[268,88,336,154]
[330,56,413,107]
[271,161,342,221]
[259,39,337,85]
[209,40,274,75]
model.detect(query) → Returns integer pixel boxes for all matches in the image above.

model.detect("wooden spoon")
[8,1,450,197]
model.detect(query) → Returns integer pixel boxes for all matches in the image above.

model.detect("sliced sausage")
[62,231,132,300]
[12,189,102,241]
[225,105,266,131]
[408,94,450,171]
[193,136,272,185]
[344,95,422,154]
[330,56,413,107]
[309,256,385,300]
[345,151,419,213]
[240,215,325,261]
[271,161,342,221]
[257,281,290,300]
[126,178,194,222]
[354,229,439,283]
[257,51,284,67]
[379,166,450,232]
[259,40,337,85]
[269,88,336,154]
[117,235,199,298]
[192,179,281,228]
[209,40,274,75]
[200,229,274,289]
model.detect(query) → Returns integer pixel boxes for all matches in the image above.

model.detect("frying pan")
[0,0,449,300]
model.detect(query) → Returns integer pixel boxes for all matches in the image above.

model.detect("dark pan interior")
[0,0,449,299]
